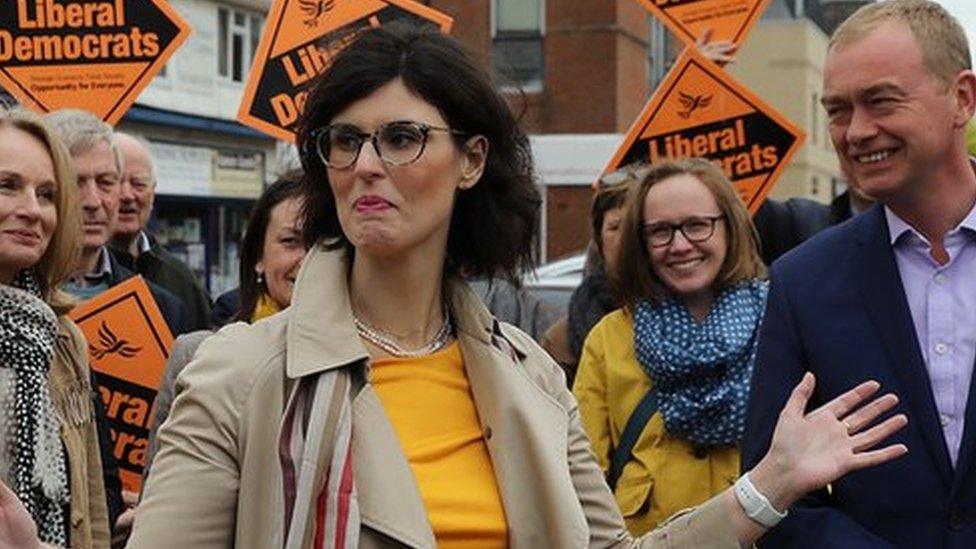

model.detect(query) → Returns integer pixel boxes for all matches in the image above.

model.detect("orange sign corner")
[0,0,192,124]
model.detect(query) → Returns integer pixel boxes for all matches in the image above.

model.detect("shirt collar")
[84,247,113,281]
[137,231,151,254]
[885,200,976,246]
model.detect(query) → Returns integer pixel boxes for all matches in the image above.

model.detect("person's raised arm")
[726,373,906,546]
[568,367,906,548]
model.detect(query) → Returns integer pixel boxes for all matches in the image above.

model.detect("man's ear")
[458,136,489,190]
[952,70,976,127]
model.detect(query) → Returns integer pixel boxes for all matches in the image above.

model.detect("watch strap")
[734,472,788,528]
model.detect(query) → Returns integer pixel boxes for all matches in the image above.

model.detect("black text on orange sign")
[269,19,377,127]
[647,117,779,179]
[1,0,160,63]
[95,374,153,472]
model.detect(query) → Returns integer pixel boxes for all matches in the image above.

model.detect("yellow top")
[371,342,508,548]
[573,309,739,535]
[251,293,282,322]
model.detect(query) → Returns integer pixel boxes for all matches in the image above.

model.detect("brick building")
[422,0,872,261]
[426,0,666,260]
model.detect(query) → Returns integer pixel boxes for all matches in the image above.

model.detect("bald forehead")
[115,133,155,181]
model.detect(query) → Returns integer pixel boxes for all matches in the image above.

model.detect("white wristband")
[734,472,788,528]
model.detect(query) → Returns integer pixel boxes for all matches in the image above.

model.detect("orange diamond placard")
[69,276,173,493]
[239,0,453,142]
[635,0,772,47]
[0,0,191,124]
[604,47,804,213]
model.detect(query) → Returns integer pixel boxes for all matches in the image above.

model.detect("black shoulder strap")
[607,390,659,491]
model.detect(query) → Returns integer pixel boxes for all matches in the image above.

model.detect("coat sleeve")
[573,321,613,472]
[63,321,112,547]
[742,269,895,548]
[142,331,212,484]
[558,362,739,548]
[506,325,739,549]
[127,329,253,548]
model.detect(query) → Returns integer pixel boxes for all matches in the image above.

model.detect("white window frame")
[217,5,263,84]
[490,0,546,92]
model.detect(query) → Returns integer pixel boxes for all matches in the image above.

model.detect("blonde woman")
[0,108,110,548]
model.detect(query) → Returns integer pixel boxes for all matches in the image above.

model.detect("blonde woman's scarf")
[0,271,69,546]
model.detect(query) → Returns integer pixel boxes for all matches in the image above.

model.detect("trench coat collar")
[285,245,529,379]
[287,246,547,547]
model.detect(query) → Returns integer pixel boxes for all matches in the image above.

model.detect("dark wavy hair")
[236,170,306,321]
[296,23,540,285]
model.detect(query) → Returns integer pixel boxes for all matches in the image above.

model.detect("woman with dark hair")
[101,172,310,546]
[210,170,307,326]
[542,166,640,385]
[85,24,909,548]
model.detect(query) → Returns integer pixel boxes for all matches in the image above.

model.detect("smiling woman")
[573,158,768,535]
[0,107,112,549]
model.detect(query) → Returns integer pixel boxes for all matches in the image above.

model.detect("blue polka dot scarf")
[634,279,768,446]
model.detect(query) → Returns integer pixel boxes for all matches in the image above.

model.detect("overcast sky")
[935,0,976,59]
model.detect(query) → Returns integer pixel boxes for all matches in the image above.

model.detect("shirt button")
[484,426,493,440]
[934,273,947,285]
[935,343,949,355]
[940,414,951,427]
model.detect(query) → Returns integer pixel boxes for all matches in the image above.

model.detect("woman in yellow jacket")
[574,158,767,535]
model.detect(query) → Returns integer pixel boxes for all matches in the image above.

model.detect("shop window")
[218,5,264,83]
[492,0,544,91]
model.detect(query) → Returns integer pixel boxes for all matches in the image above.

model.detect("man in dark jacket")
[109,133,212,330]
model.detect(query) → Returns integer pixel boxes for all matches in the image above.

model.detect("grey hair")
[114,131,157,183]
[44,109,123,175]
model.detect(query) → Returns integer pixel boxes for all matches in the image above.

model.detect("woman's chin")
[350,229,403,257]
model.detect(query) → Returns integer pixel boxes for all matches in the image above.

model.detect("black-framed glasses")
[642,215,725,248]
[309,121,467,169]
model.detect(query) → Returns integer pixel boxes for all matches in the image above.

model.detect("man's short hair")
[115,131,157,184]
[830,0,971,87]
[45,108,123,174]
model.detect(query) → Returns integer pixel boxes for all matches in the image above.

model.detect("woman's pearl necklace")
[353,305,453,358]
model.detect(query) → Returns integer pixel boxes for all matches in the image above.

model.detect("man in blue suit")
[742,1,976,547]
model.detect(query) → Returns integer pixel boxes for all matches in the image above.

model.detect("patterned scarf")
[0,270,70,546]
[634,279,768,445]
[277,367,360,549]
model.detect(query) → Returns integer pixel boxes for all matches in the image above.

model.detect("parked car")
[465,252,585,341]
[523,252,586,312]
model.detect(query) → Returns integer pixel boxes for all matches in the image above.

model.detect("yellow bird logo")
[299,0,336,28]
[677,91,713,119]
[90,321,142,360]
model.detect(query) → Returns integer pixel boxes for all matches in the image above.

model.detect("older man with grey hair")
[43,109,187,334]
[109,132,212,330]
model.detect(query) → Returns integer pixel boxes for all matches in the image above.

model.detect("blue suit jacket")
[742,205,976,548]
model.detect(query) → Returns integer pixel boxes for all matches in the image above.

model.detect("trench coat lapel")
[352,385,436,549]
[452,287,587,549]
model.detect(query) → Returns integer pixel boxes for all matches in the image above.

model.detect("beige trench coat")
[127,247,738,548]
